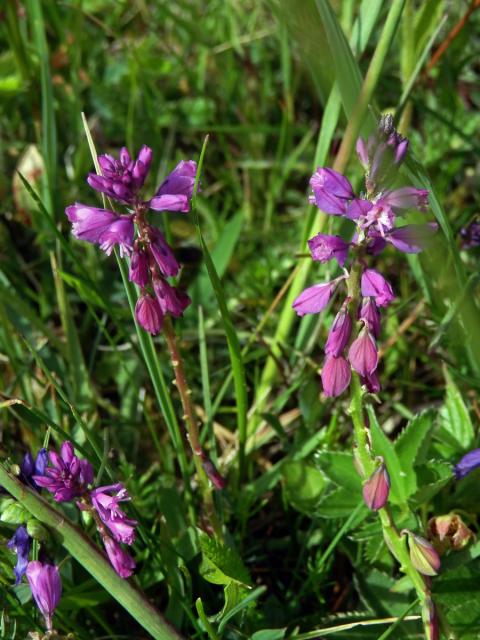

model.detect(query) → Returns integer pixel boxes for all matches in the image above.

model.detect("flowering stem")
[345,259,433,637]
[162,316,223,539]
[0,464,184,640]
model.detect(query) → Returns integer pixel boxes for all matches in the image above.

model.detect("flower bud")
[26,519,49,542]
[422,596,439,640]
[362,463,390,510]
[406,532,441,576]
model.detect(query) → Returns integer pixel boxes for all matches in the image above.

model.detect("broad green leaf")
[282,460,326,514]
[409,460,452,505]
[356,569,415,619]
[217,586,266,634]
[199,531,251,588]
[438,371,475,451]
[315,487,362,519]
[394,411,434,496]
[315,450,362,492]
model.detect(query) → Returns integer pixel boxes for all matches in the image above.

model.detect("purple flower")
[149,228,180,277]
[20,448,48,491]
[149,160,198,213]
[103,536,136,578]
[26,561,62,631]
[308,233,349,266]
[135,294,163,335]
[362,463,390,510]
[33,441,94,502]
[346,198,373,221]
[380,187,429,212]
[153,278,191,317]
[348,329,378,377]
[460,220,480,249]
[321,355,351,397]
[309,168,353,215]
[361,269,395,307]
[386,223,438,253]
[454,449,480,480]
[359,298,381,338]
[90,483,137,545]
[65,204,134,257]
[325,308,352,357]
[128,248,150,287]
[7,526,31,584]
[292,281,336,317]
[88,146,153,204]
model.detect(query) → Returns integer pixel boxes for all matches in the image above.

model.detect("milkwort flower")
[7,525,31,584]
[293,114,438,397]
[65,146,197,334]
[33,441,94,501]
[26,561,62,631]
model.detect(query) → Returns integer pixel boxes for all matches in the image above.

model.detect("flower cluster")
[293,115,438,397]
[8,442,137,586]
[66,146,197,335]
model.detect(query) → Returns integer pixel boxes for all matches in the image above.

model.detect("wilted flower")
[33,441,93,502]
[7,525,31,584]
[406,532,441,576]
[428,514,475,552]
[454,448,480,479]
[66,147,196,335]
[26,561,62,631]
[90,483,137,545]
[362,463,390,510]
[103,536,136,578]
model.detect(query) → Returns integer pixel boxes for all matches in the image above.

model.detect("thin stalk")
[163,316,223,539]
[345,255,431,637]
[0,464,184,640]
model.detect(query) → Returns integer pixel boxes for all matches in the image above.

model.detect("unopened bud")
[26,519,49,542]
[362,463,390,510]
[201,457,226,491]
[406,532,441,576]
[428,514,474,552]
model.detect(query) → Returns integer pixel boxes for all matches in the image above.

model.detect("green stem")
[0,464,184,640]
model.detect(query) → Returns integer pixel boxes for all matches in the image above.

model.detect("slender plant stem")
[0,464,184,640]
[163,316,223,539]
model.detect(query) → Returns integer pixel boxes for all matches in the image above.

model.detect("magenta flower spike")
[321,355,351,397]
[66,146,198,335]
[348,329,378,377]
[90,483,138,545]
[135,294,164,335]
[308,233,350,266]
[361,269,395,307]
[103,537,136,578]
[362,463,390,510]
[33,441,93,502]
[292,281,336,317]
[325,308,352,357]
[26,561,62,631]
